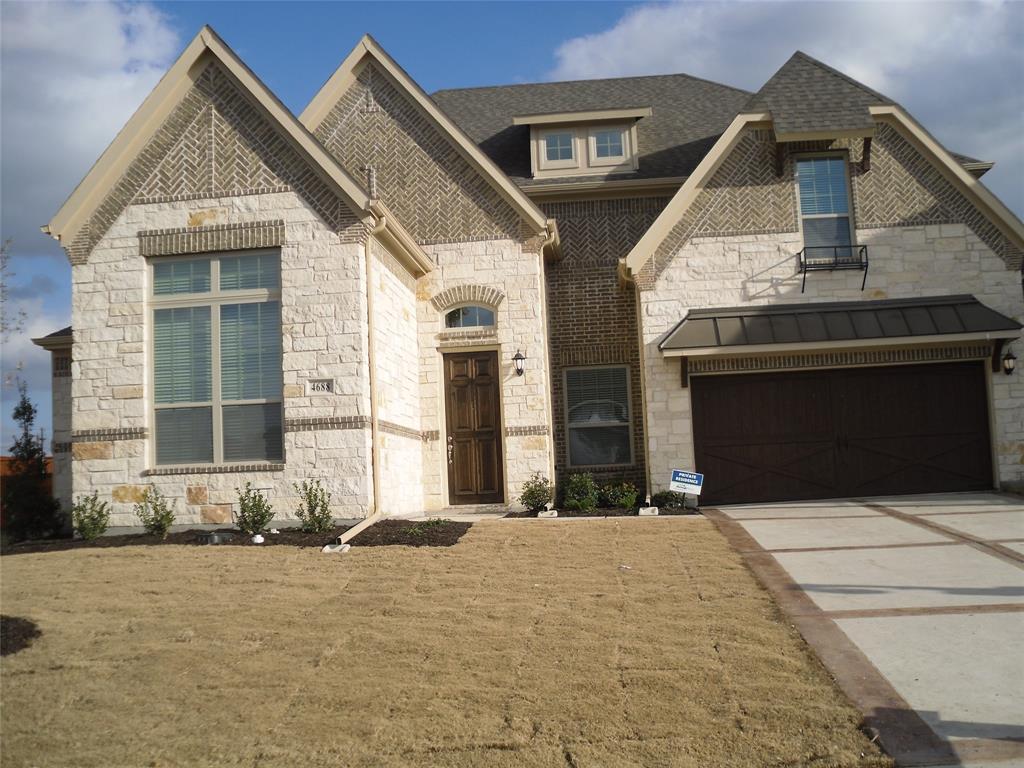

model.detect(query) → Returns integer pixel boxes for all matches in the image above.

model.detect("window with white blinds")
[565,366,632,467]
[796,156,855,259]
[150,250,283,466]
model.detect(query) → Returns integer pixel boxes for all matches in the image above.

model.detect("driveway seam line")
[856,501,1024,569]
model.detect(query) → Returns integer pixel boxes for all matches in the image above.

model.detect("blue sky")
[1,1,1022,451]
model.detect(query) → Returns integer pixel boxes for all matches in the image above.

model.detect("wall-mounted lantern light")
[512,350,527,376]
[1003,349,1017,376]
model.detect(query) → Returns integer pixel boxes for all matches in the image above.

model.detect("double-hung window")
[151,250,283,466]
[796,156,855,261]
[565,366,632,466]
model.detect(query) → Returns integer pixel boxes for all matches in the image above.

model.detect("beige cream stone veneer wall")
[417,238,555,510]
[71,190,375,527]
[370,239,424,515]
[639,222,1024,492]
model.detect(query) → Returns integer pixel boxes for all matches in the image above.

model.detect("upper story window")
[796,155,855,258]
[592,129,624,159]
[544,133,574,163]
[150,250,283,466]
[445,306,495,329]
[565,366,632,467]
[514,108,650,180]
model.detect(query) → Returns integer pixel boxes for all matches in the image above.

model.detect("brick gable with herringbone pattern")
[637,125,1022,287]
[65,61,362,265]
[312,61,522,245]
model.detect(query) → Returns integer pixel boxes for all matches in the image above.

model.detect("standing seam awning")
[658,295,1021,355]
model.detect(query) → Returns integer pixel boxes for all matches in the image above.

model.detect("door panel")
[444,352,504,505]
[692,362,993,505]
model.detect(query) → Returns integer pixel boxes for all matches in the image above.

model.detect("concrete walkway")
[709,493,1024,767]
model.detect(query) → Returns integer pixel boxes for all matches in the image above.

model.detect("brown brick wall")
[67,61,362,265]
[312,61,523,245]
[638,123,1022,287]
[542,197,670,497]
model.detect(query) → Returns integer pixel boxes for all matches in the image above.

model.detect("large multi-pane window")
[565,366,632,467]
[796,156,854,258]
[151,250,283,465]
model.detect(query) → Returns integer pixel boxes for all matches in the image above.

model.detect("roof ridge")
[433,70,751,98]
[790,50,894,105]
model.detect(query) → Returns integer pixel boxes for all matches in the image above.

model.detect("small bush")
[651,490,689,509]
[72,492,110,541]
[519,473,554,512]
[600,481,639,510]
[294,479,333,533]
[563,473,599,511]
[235,482,273,535]
[133,487,176,539]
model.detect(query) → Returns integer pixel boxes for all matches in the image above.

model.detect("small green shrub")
[600,481,639,510]
[235,482,273,535]
[519,473,554,512]
[294,479,333,533]
[563,473,599,511]
[72,492,110,541]
[133,487,176,539]
[651,490,688,509]
[406,518,449,537]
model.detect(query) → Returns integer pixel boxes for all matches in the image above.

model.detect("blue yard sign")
[670,470,704,495]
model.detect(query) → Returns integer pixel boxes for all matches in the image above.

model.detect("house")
[33,27,1023,525]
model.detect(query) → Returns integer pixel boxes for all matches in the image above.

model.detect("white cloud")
[0,1,181,255]
[0,1,180,449]
[550,0,1024,215]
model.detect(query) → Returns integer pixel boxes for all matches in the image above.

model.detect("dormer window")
[513,107,650,180]
[545,132,575,163]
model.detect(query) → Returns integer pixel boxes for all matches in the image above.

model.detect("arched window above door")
[445,306,495,328]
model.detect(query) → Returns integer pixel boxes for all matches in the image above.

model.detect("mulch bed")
[2,520,472,555]
[346,519,471,547]
[505,507,699,518]
[1,615,42,656]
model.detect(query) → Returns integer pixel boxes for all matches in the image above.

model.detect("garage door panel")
[692,362,993,505]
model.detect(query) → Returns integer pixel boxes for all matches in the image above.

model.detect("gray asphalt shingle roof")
[743,51,894,137]
[432,73,751,184]
[659,295,1022,352]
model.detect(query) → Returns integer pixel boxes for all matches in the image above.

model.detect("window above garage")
[513,107,651,180]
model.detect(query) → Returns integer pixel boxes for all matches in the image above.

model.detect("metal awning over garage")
[658,295,1021,357]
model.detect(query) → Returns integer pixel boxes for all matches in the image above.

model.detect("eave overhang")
[368,201,433,277]
[511,107,653,126]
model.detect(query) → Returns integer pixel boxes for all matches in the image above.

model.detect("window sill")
[564,463,636,472]
[143,462,286,476]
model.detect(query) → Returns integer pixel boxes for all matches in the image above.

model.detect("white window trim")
[563,364,634,468]
[537,129,579,172]
[794,151,857,253]
[531,122,640,179]
[147,249,283,468]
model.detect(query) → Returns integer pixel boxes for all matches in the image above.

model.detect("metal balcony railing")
[797,244,869,293]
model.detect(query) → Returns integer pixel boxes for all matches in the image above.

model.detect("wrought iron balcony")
[797,244,869,293]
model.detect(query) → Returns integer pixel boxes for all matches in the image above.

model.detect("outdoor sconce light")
[512,349,526,376]
[1003,349,1017,376]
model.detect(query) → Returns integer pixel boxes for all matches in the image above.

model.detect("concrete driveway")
[708,493,1024,767]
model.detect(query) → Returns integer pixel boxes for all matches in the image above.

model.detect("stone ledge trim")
[437,328,499,347]
[283,415,370,433]
[379,420,422,441]
[430,284,506,313]
[422,430,440,443]
[136,186,290,205]
[505,425,549,437]
[143,463,286,477]
[138,220,285,257]
[687,344,992,375]
[72,427,147,442]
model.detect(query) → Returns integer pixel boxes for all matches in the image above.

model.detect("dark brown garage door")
[691,361,993,505]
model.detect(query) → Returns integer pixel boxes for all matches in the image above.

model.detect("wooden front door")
[692,362,993,505]
[443,351,504,505]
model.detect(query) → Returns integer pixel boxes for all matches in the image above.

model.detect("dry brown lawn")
[1,518,891,767]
